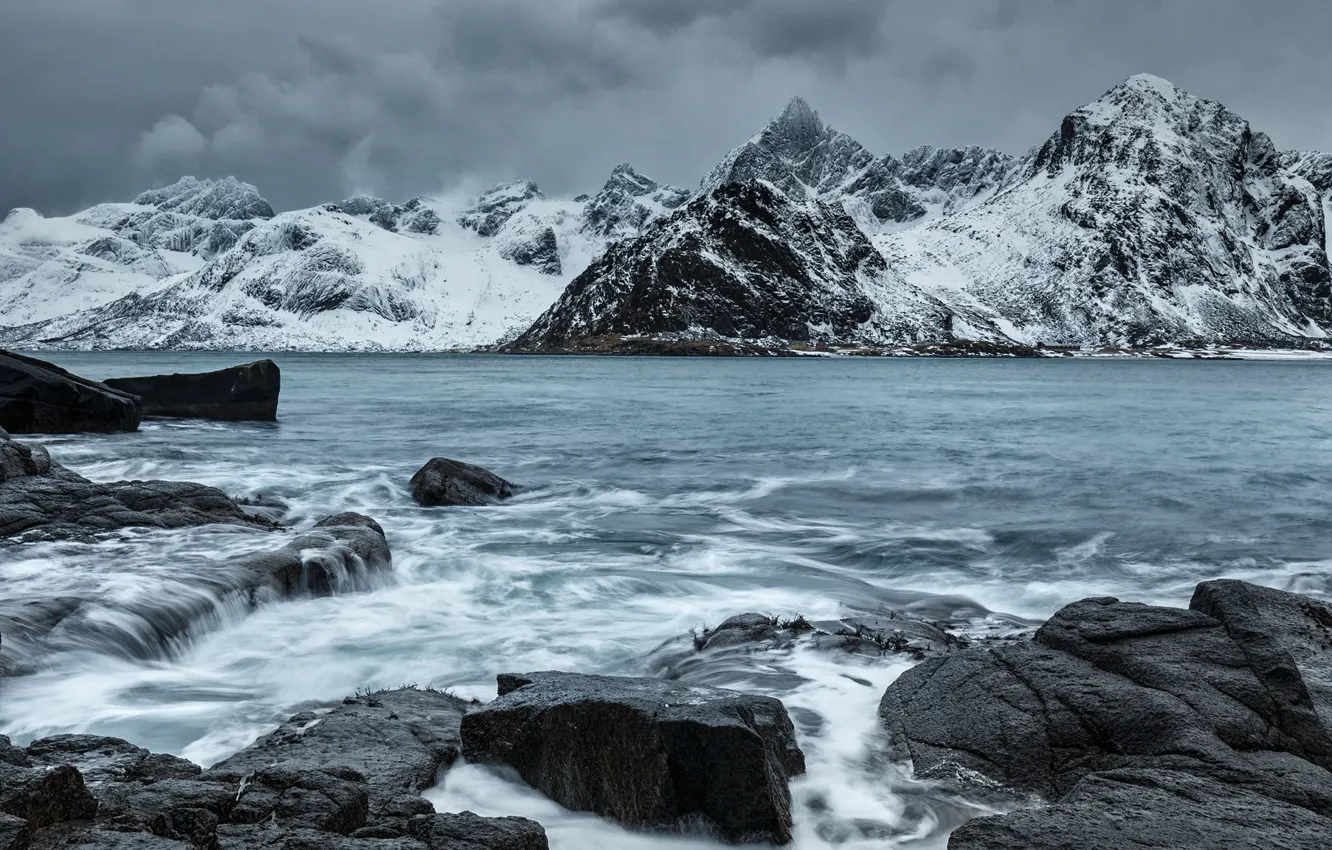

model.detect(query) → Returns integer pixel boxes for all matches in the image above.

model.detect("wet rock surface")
[103,360,280,422]
[0,433,269,542]
[880,579,1332,848]
[409,459,515,508]
[461,671,805,844]
[0,691,548,850]
[0,351,140,434]
[209,688,469,810]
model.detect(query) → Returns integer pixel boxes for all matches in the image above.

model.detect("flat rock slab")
[878,580,1332,848]
[0,350,140,434]
[3,693,550,850]
[103,360,280,422]
[0,433,271,542]
[209,688,470,808]
[461,671,805,844]
[409,459,515,507]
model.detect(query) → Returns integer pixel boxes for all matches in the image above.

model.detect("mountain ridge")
[2,74,1329,352]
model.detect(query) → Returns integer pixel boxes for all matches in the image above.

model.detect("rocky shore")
[2,355,1330,848]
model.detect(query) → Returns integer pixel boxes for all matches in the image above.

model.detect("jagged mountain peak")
[602,163,660,196]
[458,180,545,238]
[134,176,274,221]
[582,164,690,240]
[764,96,825,155]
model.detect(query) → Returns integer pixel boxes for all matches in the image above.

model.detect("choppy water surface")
[4,353,1332,848]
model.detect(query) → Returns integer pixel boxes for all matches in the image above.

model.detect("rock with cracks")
[103,359,281,421]
[0,690,548,849]
[409,459,515,508]
[878,579,1332,849]
[0,431,270,542]
[461,671,805,844]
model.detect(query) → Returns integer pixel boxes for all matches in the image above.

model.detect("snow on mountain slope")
[0,176,274,329]
[0,167,689,351]
[702,96,1015,231]
[509,180,1010,350]
[883,75,1332,346]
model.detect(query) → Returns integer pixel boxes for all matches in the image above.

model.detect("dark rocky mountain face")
[509,181,887,349]
[702,97,927,225]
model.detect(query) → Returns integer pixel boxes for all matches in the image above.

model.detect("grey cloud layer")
[3,0,1330,215]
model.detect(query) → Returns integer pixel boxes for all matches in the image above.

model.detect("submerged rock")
[1,513,390,675]
[0,350,140,434]
[0,690,549,850]
[103,359,281,422]
[879,579,1332,848]
[409,459,515,507]
[461,671,805,844]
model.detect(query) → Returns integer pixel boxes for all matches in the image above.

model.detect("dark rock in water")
[879,579,1332,848]
[4,689,549,850]
[461,671,805,844]
[0,350,140,434]
[0,432,271,542]
[419,811,548,850]
[208,688,469,808]
[235,493,289,524]
[103,360,280,422]
[950,767,1332,850]
[409,459,515,508]
[236,513,391,599]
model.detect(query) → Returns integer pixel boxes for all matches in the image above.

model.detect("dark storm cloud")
[3,0,1331,216]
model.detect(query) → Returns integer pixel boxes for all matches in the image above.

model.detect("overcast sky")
[4,0,1331,215]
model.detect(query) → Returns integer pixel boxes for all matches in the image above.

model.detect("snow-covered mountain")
[701,96,1016,229]
[0,177,271,329]
[519,75,1332,350]
[3,74,1329,351]
[884,74,1332,346]
[510,180,1007,350]
[0,168,690,350]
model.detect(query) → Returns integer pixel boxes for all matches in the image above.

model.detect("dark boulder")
[879,580,1332,848]
[103,360,280,422]
[409,459,515,508]
[0,432,272,542]
[208,688,469,808]
[0,351,140,434]
[461,671,805,844]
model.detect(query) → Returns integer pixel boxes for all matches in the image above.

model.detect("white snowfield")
[2,74,1329,351]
